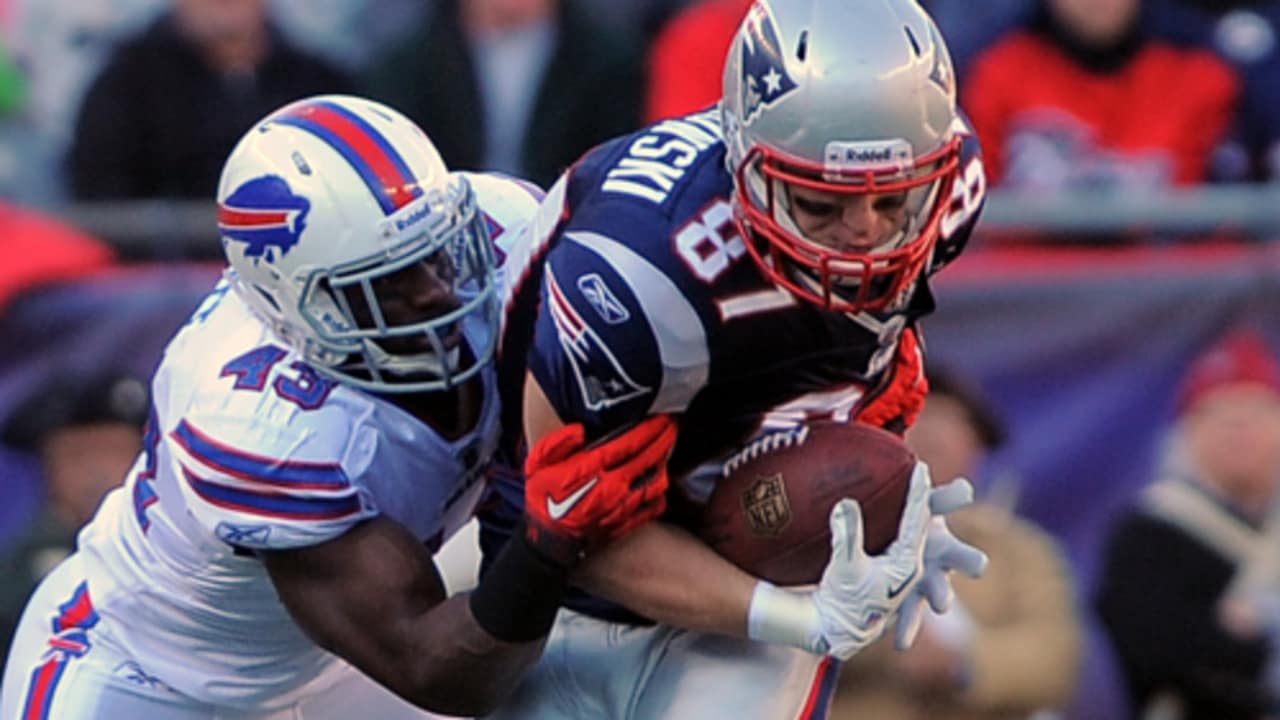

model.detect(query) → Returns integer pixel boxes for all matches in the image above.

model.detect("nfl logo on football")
[741,474,793,537]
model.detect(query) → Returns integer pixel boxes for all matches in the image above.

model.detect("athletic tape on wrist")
[747,581,827,655]
[469,533,570,643]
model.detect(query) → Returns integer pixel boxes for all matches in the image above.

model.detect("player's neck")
[389,377,484,441]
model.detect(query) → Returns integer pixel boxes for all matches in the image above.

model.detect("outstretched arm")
[263,517,545,717]
[263,412,676,717]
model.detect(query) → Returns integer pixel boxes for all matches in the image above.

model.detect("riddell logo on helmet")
[393,200,434,233]
[824,140,914,175]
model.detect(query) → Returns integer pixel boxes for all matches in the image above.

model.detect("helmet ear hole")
[904,25,922,56]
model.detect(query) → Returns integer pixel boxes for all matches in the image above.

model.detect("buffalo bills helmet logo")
[740,4,799,124]
[219,175,311,261]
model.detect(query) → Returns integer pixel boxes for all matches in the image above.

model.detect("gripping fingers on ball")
[828,499,866,564]
[890,467,933,554]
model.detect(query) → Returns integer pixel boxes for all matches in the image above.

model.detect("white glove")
[748,461,936,660]
[892,476,989,649]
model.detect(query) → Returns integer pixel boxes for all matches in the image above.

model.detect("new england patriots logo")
[218,175,311,261]
[927,25,953,94]
[740,4,798,124]
[546,267,649,411]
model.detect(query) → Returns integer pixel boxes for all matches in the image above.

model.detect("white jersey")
[66,172,542,710]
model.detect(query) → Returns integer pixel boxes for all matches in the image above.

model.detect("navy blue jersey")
[484,108,984,621]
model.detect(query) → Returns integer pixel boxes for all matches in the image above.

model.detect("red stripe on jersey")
[22,658,63,720]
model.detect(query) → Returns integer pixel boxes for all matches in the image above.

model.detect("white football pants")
[483,608,840,720]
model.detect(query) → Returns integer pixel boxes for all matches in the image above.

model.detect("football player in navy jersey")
[484,1,991,717]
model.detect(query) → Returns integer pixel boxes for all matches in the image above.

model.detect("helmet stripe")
[275,100,424,215]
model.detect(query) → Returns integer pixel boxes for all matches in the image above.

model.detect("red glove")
[523,415,676,566]
[857,327,929,435]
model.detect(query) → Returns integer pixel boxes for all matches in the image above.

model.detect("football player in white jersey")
[0,95,675,720]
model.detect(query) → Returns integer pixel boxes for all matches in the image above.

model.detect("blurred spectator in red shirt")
[644,0,749,122]
[66,0,352,201]
[922,0,1033,80]
[964,0,1239,192]
[1149,0,1280,182]
[0,202,113,311]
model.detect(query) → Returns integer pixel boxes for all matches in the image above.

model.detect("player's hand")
[893,476,988,650]
[747,462,986,660]
[522,415,676,567]
[807,461,935,659]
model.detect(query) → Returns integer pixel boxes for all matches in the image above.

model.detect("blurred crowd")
[0,0,1278,211]
[4,1,1280,719]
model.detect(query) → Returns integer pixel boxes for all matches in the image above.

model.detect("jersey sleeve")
[163,406,377,551]
[528,231,667,437]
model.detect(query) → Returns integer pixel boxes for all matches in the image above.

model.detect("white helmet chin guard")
[217,94,498,394]
[721,0,962,314]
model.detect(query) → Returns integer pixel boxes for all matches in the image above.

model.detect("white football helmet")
[721,0,963,313]
[217,94,498,393]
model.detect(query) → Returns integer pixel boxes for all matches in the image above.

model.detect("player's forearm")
[268,518,565,716]
[572,520,757,637]
[394,530,570,714]
[395,593,545,716]
[276,575,538,715]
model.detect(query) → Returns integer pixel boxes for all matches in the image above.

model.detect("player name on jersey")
[601,109,722,204]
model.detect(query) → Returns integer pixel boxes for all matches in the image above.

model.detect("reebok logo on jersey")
[577,274,630,325]
[216,522,272,547]
[547,477,600,520]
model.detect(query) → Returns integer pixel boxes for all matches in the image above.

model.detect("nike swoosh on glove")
[747,461,936,660]
[522,415,677,567]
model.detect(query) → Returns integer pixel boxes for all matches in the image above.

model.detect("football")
[696,421,916,586]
